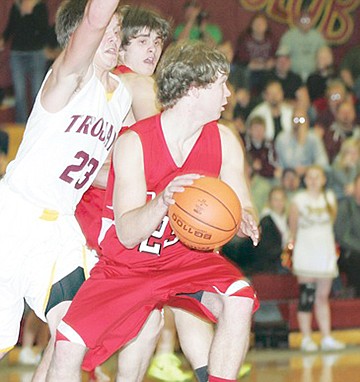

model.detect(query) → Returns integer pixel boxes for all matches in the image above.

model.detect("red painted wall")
[1,0,359,88]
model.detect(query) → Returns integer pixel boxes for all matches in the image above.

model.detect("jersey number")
[60,151,99,190]
[138,216,178,255]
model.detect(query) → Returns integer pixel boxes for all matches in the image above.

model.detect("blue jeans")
[10,50,47,123]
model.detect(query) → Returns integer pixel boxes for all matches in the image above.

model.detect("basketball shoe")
[238,363,252,378]
[321,336,345,351]
[147,353,193,381]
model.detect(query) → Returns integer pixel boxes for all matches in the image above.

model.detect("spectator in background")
[218,40,249,91]
[313,79,351,136]
[252,186,290,274]
[247,79,293,141]
[322,100,360,164]
[244,115,280,183]
[340,44,360,102]
[233,87,261,138]
[335,173,360,297]
[234,13,275,96]
[275,107,329,180]
[307,45,337,104]
[173,0,222,47]
[281,167,302,202]
[330,137,360,200]
[0,129,9,178]
[289,165,345,352]
[279,9,326,82]
[0,0,49,123]
[263,45,310,110]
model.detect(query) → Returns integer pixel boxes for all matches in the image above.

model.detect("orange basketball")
[168,176,242,251]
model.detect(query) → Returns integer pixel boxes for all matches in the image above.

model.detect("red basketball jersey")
[100,113,222,259]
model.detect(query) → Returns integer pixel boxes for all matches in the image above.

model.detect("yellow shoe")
[147,353,193,382]
[238,363,252,379]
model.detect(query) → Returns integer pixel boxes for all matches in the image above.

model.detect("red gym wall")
[1,0,360,89]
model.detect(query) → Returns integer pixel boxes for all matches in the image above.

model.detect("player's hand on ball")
[162,174,201,207]
[238,209,259,246]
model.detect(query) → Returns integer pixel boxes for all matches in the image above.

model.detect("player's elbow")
[116,227,138,249]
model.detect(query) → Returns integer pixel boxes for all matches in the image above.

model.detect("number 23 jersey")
[4,71,131,214]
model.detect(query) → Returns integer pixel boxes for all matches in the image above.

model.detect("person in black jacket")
[253,186,290,274]
[0,0,49,122]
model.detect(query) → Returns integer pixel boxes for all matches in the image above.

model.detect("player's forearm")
[86,0,121,29]
[115,194,168,248]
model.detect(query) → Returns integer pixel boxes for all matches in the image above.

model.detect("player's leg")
[200,291,254,381]
[116,309,163,382]
[32,301,71,381]
[172,307,213,373]
[46,333,87,382]
[148,307,195,382]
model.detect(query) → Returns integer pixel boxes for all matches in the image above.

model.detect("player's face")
[120,28,163,76]
[199,73,230,120]
[95,15,121,70]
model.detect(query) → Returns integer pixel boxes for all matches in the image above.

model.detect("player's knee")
[298,283,316,312]
[220,295,254,319]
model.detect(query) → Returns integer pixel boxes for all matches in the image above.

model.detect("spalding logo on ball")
[168,176,242,251]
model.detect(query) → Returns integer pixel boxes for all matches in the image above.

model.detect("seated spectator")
[173,1,222,47]
[330,137,360,200]
[218,40,249,90]
[323,100,360,163]
[247,79,294,140]
[278,9,326,82]
[233,12,275,96]
[275,107,329,179]
[233,87,261,138]
[262,45,310,110]
[313,78,353,136]
[334,172,360,297]
[252,186,290,274]
[0,129,9,178]
[307,45,337,104]
[244,115,280,183]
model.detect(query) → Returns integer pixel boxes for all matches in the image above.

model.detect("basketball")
[168,176,242,251]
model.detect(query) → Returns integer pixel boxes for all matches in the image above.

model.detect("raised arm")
[41,0,121,112]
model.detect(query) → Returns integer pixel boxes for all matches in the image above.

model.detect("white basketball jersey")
[4,71,131,214]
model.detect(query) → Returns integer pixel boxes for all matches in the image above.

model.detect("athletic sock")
[208,376,237,382]
[195,366,208,382]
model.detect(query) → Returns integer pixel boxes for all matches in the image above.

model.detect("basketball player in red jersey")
[48,41,260,382]
[76,7,216,382]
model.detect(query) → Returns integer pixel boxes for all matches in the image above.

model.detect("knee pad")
[298,283,316,312]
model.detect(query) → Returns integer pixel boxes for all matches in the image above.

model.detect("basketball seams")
[173,201,237,232]
[185,185,239,228]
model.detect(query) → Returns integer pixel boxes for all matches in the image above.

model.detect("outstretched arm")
[41,0,121,112]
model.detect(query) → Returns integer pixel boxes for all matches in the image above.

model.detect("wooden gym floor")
[1,343,360,382]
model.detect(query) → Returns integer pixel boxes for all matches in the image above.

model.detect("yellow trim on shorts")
[82,246,90,279]
[1,345,14,353]
[43,262,57,312]
[39,209,59,221]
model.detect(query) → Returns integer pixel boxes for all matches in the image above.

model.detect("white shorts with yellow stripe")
[0,182,97,352]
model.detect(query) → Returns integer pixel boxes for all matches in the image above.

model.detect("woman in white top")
[289,165,345,352]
